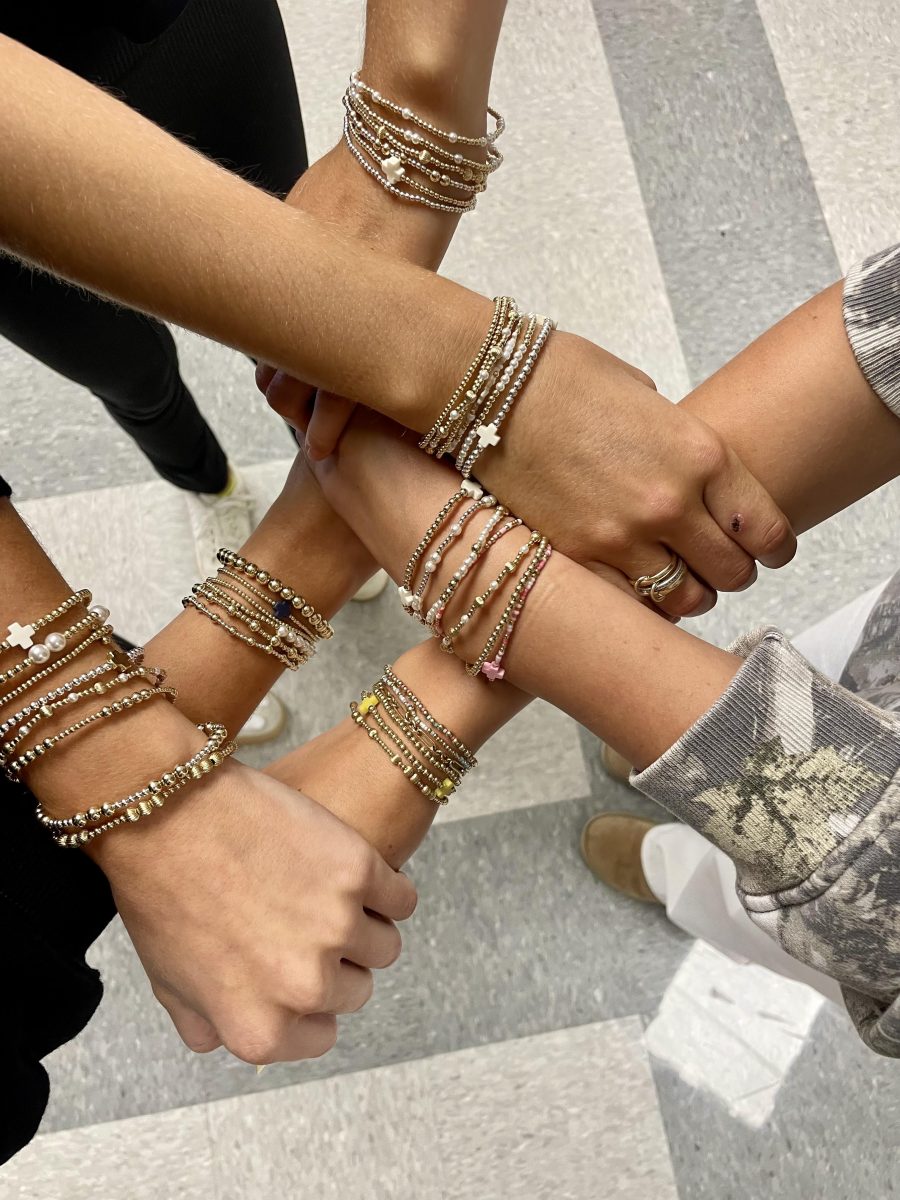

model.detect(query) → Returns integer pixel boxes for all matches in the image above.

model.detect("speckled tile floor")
[2,0,900,1197]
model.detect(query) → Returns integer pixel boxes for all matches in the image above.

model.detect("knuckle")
[378,928,403,970]
[293,964,332,1014]
[225,1021,284,1067]
[304,1016,339,1059]
[596,522,632,559]
[666,584,714,618]
[347,972,375,1014]
[721,559,757,592]
[756,515,792,558]
[691,430,729,477]
[396,879,418,921]
[643,487,688,529]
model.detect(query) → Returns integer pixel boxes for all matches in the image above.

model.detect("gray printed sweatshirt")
[633,243,900,1057]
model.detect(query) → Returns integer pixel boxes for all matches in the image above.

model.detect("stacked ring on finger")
[630,555,688,604]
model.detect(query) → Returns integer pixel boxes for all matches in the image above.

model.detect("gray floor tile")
[40,796,690,1131]
[430,1018,677,1200]
[652,1001,900,1200]
[206,1058,442,1200]
[0,1104,213,1200]
[757,0,900,271]
[286,0,691,400]
[593,0,839,384]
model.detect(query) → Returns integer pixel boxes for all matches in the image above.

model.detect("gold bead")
[126,806,141,822]
[138,800,153,817]
[87,806,102,822]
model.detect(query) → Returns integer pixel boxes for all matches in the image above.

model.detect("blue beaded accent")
[273,599,292,620]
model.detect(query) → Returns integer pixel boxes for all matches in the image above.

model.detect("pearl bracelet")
[0,590,92,657]
[0,625,119,711]
[0,607,109,688]
[0,651,136,739]
[0,663,166,758]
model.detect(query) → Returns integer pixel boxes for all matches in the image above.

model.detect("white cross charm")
[476,423,500,450]
[381,155,406,185]
[6,621,35,649]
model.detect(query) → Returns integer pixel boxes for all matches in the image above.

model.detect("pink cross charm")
[481,660,505,682]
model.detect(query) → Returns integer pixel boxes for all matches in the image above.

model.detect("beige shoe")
[352,569,389,602]
[236,692,287,747]
[580,812,662,904]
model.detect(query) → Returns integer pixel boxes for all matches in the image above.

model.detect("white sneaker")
[236,692,288,746]
[185,466,256,576]
[352,569,389,602]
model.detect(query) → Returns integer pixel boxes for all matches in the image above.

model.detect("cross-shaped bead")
[6,622,35,650]
[381,155,406,185]
[476,423,500,450]
[481,660,505,682]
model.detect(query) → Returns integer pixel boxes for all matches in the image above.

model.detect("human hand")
[258,142,459,456]
[91,756,416,1065]
[444,331,796,617]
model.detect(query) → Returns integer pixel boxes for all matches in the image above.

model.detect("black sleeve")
[0,775,115,1164]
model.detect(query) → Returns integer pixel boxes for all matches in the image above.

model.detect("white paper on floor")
[645,940,824,1128]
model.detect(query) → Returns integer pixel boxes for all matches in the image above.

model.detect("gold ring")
[630,555,687,604]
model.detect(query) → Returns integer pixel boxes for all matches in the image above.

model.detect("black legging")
[0,0,307,492]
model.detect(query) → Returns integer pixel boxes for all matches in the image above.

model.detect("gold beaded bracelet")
[350,668,476,804]
[0,664,166,758]
[40,722,234,847]
[4,685,177,778]
[215,549,333,639]
[0,626,122,711]
[190,582,314,664]
[0,647,141,739]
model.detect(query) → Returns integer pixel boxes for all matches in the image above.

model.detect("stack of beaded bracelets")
[342,71,505,214]
[397,482,551,682]
[420,296,556,478]
[182,548,333,669]
[350,666,476,804]
[39,722,235,847]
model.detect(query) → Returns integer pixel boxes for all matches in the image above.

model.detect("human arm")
[0,490,414,1069]
[258,0,507,451]
[0,32,794,614]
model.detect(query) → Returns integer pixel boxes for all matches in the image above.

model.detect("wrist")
[252,489,375,614]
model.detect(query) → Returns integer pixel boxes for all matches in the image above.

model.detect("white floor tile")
[0,1104,213,1200]
[758,0,900,271]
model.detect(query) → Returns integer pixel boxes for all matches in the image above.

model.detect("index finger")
[365,863,418,923]
[705,450,797,569]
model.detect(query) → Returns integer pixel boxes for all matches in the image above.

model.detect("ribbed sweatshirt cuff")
[843,243,900,418]
[633,628,900,894]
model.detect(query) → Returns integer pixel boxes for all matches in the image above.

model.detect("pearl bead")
[277,625,291,640]
[449,410,459,421]
[372,91,382,102]
[28,644,51,664]
[401,107,412,119]
[449,132,458,142]
[88,603,110,623]
[454,154,463,164]
[450,524,461,535]
[44,631,67,652]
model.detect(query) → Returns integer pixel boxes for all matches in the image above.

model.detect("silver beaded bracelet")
[342,72,505,213]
